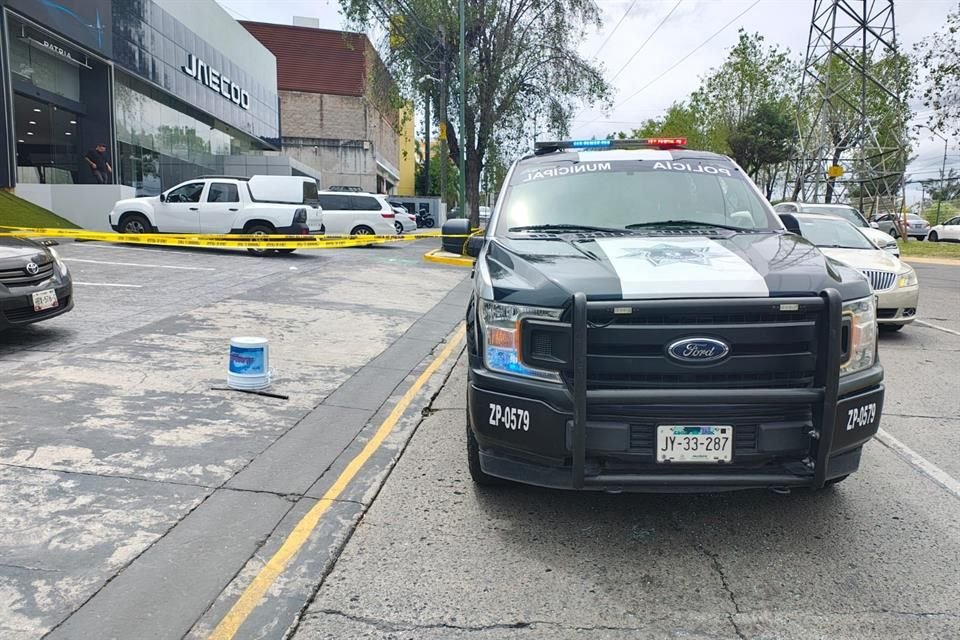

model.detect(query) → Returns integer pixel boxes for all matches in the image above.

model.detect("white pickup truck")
[108,176,324,248]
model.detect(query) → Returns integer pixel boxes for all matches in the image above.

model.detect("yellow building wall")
[397,102,416,196]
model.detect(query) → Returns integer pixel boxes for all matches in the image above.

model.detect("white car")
[927,216,960,242]
[790,213,919,331]
[316,192,397,237]
[109,175,324,254]
[388,202,418,234]
[774,201,900,257]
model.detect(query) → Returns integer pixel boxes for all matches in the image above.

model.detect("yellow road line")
[207,323,466,640]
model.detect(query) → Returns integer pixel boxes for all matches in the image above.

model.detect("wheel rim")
[125,220,145,233]
[395,222,402,233]
[250,229,270,252]
[355,227,372,236]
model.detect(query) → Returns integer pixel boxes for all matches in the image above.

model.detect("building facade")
[0,0,317,209]
[241,21,406,194]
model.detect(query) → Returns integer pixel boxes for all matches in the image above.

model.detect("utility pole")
[423,90,431,197]
[440,69,448,212]
[458,0,467,219]
[936,134,948,224]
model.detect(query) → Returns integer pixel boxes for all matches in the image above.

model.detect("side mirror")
[870,221,879,229]
[159,192,167,202]
[465,235,484,258]
[778,213,802,235]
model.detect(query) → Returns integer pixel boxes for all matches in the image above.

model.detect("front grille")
[0,260,55,287]
[572,302,821,390]
[3,295,70,323]
[860,269,896,291]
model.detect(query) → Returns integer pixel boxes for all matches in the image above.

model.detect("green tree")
[916,5,960,138]
[415,140,460,205]
[340,0,612,228]
[612,102,708,149]
[727,101,795,197]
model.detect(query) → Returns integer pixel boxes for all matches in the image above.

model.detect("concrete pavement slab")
[46,489,293,640]
[0,466,207,637]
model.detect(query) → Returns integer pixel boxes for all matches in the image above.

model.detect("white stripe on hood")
[594,237,769,299]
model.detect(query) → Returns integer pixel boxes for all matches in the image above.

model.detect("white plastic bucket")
[228,337,271,391]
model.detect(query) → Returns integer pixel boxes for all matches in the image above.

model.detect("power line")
[609,0,683,82]
[592,0,640,59]
[612,0,761,110]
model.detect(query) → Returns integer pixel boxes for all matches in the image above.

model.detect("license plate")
[657,426,732,463]
[32,289,59,312]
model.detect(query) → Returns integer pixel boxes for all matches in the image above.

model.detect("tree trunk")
[466,145,483,229]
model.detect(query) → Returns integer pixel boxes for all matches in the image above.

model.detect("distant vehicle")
[873,213,931,240]
[773,202,900,257]
[786,213,919,331]
[109,175,324,255]
[389,202,418,234]
[316,191,397,237]
[0,237,73,330]
[416,208,435,228]
[927,216,960,242]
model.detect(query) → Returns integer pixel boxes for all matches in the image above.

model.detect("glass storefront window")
[13,94,81,184]
[114,72,271,195]
[7,21,81,102]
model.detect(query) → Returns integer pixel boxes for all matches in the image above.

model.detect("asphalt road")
[0,238,470,638]
[292,261,960,640]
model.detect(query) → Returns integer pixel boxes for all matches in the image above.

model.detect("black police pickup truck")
[463,138,884,492]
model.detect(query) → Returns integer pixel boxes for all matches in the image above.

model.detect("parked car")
[873,213,930,240]
[773,201,900,256]
[0,237,73,330]
[388,201,418,234]
[109,175,324,254]
[783,213,918,331]
[479,206,492,227]
[316,191,397,237]
[926,216,960,242]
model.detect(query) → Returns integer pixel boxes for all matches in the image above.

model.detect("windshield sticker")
[620,243,712,267]
[652,161,731,176]
[521,162,611,183]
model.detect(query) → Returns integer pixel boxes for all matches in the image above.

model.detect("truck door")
[158,181,204,233]
[200,182,241,234]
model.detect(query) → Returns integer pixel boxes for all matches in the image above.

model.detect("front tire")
[119,213,151,234]
[929,231,939,242]
[424,217,435,228]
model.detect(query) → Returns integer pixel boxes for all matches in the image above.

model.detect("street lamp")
[419,74,448,212]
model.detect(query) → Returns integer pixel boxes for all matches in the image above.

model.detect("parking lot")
[0,238,470,638]
[0,243,958,639]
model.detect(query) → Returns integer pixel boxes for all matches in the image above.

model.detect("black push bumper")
[468,291,885,491]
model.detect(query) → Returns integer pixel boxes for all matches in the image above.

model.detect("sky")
[215,0,957,205]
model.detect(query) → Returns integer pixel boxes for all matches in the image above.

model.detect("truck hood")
[477,231,873,307]
[114,195,160,209]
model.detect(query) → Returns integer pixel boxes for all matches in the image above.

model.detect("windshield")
[800,205,868,228]
[797,216,876,249]
[496,159,778,234]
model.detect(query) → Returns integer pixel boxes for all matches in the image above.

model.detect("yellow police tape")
[0,226,459,250]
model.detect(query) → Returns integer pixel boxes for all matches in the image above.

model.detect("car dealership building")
[0,0,317,228]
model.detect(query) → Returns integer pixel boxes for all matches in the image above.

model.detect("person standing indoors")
[84,143,113,184]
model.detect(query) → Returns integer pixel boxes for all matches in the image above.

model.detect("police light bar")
[534,137,687,155]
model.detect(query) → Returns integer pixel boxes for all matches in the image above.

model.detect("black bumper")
[0,280,74,329]
[467,291,885,491]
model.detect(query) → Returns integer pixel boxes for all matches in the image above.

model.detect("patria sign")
[182,54,250,110]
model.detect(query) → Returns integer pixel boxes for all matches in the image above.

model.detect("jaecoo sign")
[182,54,250,110]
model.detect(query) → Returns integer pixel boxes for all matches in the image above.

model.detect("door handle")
[229,208,239,211]
[189,207,199,210]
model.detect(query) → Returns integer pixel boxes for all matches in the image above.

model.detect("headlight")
[49,248,68,276]
[479,299,563,381]
[897,268,918,288]
[841,296,877,376]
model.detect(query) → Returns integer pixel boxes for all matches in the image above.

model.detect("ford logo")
[666,337,730,364]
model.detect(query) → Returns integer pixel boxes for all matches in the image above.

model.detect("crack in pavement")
[0,562,60,574]
[311,608,683,634]
[699,546,747,640]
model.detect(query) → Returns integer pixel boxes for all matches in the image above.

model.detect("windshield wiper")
[625,219,753,232]
[508,224,632,234]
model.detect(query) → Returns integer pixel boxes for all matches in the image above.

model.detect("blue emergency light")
[534,137,687,155]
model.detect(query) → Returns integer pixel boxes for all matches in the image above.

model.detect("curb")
[423,249,474,267]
